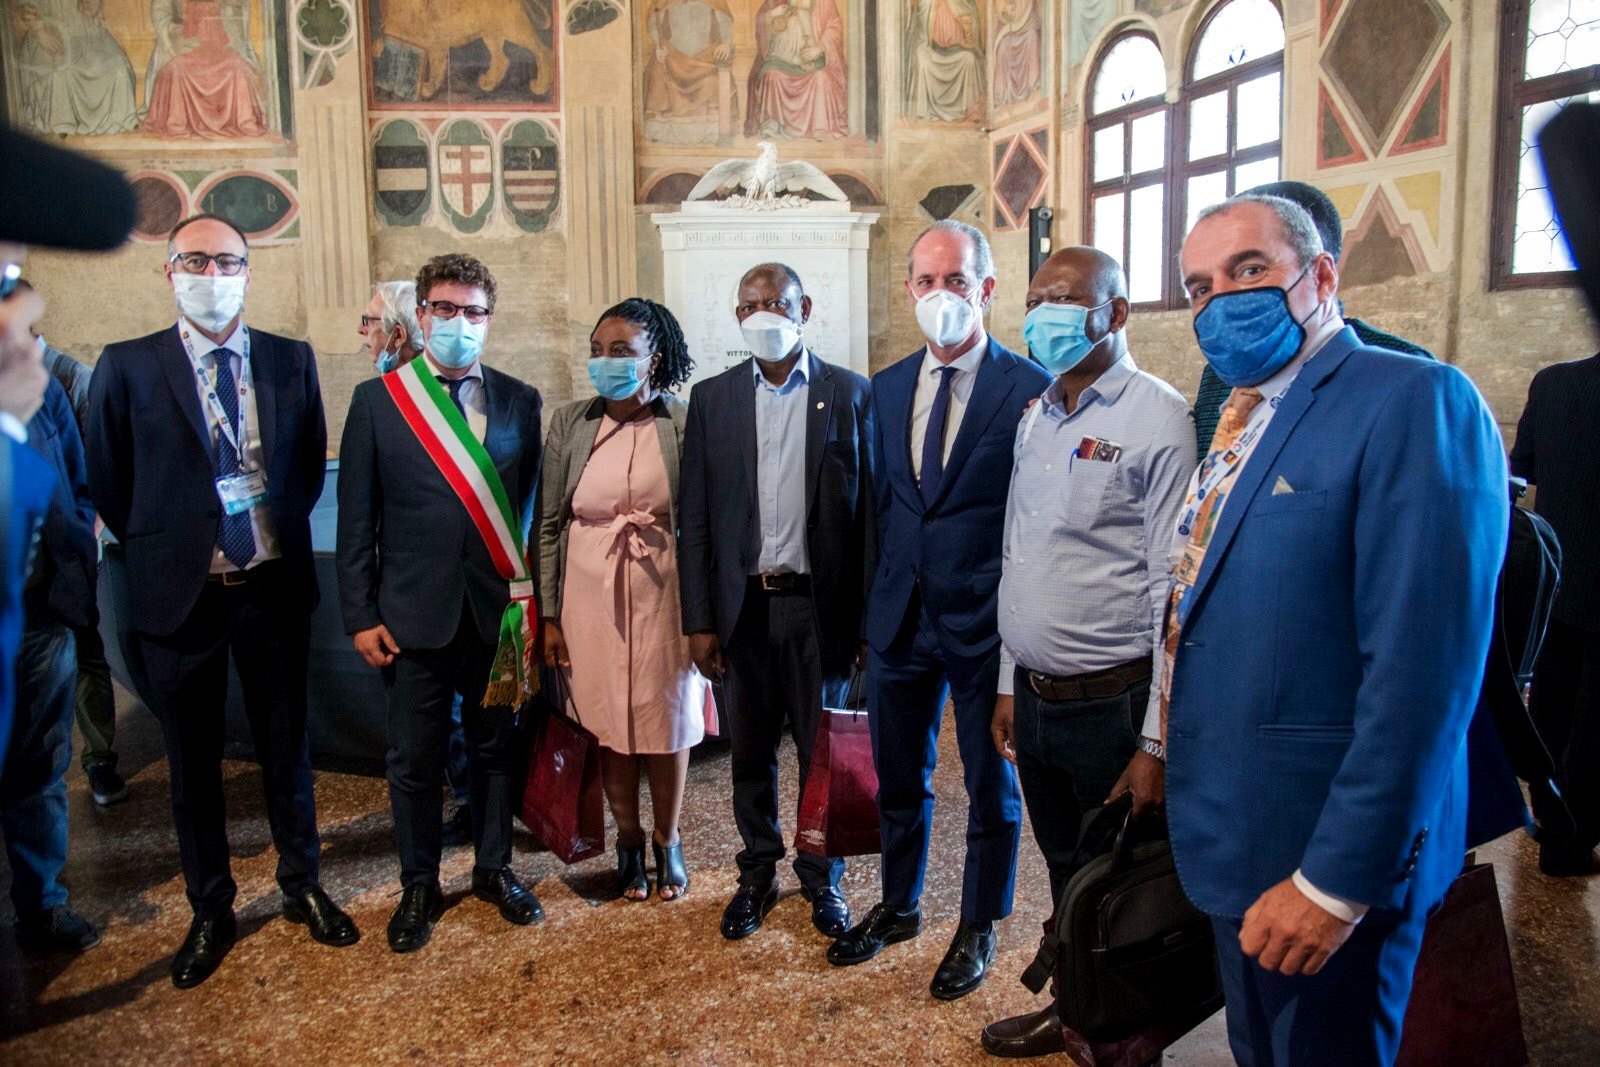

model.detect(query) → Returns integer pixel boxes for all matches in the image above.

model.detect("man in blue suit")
[827,220,1050,1000]
[1154,194,1507,1065]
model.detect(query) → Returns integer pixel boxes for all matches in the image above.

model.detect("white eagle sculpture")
[686,141,849,209]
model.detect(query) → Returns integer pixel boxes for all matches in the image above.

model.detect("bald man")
[980,247,1196,1058]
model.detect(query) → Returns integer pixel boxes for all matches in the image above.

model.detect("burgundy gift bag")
[796,676,881,858]
[519,678,605,865]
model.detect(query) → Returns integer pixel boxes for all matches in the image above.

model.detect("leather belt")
[749,573,811,594]
[1024,658,1152,702]
[206,559,278,587]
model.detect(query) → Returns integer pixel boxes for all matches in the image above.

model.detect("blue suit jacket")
[1166,328,1509,919]
[866,337,1051,656]
[24,379,97,630]
[0,435,56,765]
[85,325,327,638]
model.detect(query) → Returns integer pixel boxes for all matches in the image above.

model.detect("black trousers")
[1012,667,1148,907]
[136,563,319,919]
[723,585,848,894]
[1529,617,1600,851]
[383,605,520,889]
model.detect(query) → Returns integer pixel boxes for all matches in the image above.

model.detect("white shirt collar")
[921,334,987,378]
[1254,313,1346,398]
[421,351,484,382]
[181,317,247,359]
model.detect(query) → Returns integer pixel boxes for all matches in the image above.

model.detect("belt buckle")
[760,573,782,592]
[220,569,248,587]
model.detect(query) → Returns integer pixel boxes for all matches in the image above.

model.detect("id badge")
[216,469,268,516]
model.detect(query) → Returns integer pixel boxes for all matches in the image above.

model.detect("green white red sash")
[383,359,536,706]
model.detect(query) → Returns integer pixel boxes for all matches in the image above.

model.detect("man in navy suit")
[678,262,876,942]
[1158,194,1507,1064]
[827,221,1050,1000]
[338,253,545,953]
[86,214,359,989]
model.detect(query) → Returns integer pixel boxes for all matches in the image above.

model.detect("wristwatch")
[1138,735,1166,762]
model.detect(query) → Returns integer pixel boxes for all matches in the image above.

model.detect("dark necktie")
[438,374,467,418]
[211,350,257,569]
[920,366,957,507]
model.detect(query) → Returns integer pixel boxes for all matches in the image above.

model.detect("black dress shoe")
[1539,840,1600,877]
[930,919,996,1000]
[826,902,921,966]
[171,911,237,989]
[720,883,778,940]
[471,867,544,925]
[387,884,445,954]
[981,1001,1070,1058]
[802,886,851,938]
[283,885,360,947]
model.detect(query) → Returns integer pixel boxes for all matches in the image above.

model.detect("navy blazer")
[677,354,877,676]
[1,436,57,765]
[1165,328,1509,919]
[85,324,327,637]
[865,337,1051,656]
[336,365,542,651]
[24,378,96,629]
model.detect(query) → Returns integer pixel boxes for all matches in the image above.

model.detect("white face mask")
[739,310,803,364]
[915,287,979,348]
[172,273,247,334]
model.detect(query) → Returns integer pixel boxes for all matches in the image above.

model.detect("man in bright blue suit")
[1151,194,1507,1065]
[827,220,1051,1001]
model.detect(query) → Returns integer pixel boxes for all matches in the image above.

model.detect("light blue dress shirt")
[996,354,1197,731]
[753,351,812,575]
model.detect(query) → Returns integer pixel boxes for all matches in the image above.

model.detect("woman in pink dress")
[538,299,711,901]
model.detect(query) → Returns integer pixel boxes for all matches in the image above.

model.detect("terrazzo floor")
[1,693,1595,1065]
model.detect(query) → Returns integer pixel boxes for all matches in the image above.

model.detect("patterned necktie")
[1157,386,1266,742]
[920,366,957,506]
[437,374,467,417]
[211,349,257,570]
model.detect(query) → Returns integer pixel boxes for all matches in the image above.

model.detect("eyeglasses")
[422,300,491,324]
[169,251,249,276]
[360,315,382,329]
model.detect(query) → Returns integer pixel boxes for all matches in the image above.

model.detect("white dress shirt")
[423,352,488,443]
[909,334,987,481]
[183,318,280,573]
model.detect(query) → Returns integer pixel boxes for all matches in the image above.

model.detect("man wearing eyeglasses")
[337,253,544,953]
[85,213,359,990]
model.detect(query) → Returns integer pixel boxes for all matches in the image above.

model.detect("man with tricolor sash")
[336,253,545,954]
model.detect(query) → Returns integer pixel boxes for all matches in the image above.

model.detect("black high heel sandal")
[653,839,689,901]
[616,844,649,901]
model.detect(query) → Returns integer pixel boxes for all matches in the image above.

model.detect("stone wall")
[10,0,1596,450]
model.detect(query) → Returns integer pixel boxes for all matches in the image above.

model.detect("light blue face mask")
[1192,268,1315,387]
[375,349,400,376]
[1023,299,1112,376]
[427,316,486,369]
[588,355,652,401]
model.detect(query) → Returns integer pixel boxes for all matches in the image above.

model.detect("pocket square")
[1272,476,1294,496]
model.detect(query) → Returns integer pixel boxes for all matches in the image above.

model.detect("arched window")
[1176,0,1285,265]
[1085,33,1171,305]
[1491,0,1600,288]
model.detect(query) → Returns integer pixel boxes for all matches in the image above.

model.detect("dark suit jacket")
[678,354,877,677]
[1166,329,1507,919]
[85,324,327,637]
[865,337,1051,656]
[24,378,96,629]
[337,364,542,651]
[1510,352,1600,630]
[1,436,57,763]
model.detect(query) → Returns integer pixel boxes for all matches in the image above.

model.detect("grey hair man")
[359,280,425,374]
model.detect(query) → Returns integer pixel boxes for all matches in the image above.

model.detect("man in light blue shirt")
[982,247,1196,1059]
[679,262,877,943]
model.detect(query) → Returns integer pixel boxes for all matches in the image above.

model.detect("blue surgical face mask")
[1023,299,1111,376]
[588,354,652,401]
[427,316,486,369]
[1192,268,1316,387]
[375,349,400,375]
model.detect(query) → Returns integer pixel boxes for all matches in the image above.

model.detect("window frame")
[1170,0,1286,307]
[1489,0,1600,291]
[1083,30,1174,310]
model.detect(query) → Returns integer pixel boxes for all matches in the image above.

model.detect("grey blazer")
[536,393,689,618]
